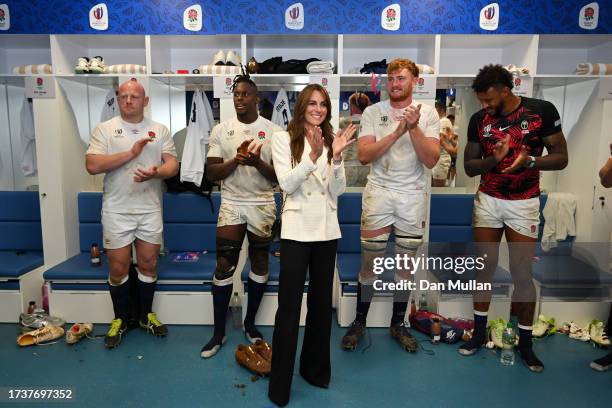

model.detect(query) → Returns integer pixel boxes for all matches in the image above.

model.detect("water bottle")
[230,292,242,330]
[90,243,101,267]
[500,323,515,366]
[419,293,428,311]
[27,301,36,314]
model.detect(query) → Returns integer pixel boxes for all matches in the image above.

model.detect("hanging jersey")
[100,89,118,123]
[271,88,292,130]
[468,97,562,200]
[207,116,282,204]
[180,90,214,186]
[20,97,37,176]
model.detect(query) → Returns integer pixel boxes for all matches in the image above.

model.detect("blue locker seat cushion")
[0,251,43,278]
[44,253,216,282]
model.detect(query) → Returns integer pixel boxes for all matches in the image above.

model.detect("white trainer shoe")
[75,57,90,74]
[212,50,225,66]
[225,50,241,67]
[89,56,105,74]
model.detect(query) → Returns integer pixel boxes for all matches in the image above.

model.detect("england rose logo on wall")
[381,4,401,31]
[579,2,598,30]
[188,9,198,22]
[1,4,12,30]
[183,5,203,31]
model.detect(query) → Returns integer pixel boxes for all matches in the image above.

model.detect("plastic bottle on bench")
[230,292,242,330]
[500,323,516,366]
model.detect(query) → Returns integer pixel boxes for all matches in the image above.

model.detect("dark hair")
[288,84,334,165]
[349,92,371,113]
[231,66,257,92]
[471,64,513,93]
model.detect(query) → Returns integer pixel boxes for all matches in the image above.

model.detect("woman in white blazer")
[268,84,356,406]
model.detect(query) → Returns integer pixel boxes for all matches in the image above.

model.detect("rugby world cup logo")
[285,3,304,30]
[89,3,108,31]
[479,3,499,31]
[93,6,103,20]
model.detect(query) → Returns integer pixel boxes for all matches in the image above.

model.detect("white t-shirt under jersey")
[87,116,177,214]
[359,99,440,193]
[207,116,282,205]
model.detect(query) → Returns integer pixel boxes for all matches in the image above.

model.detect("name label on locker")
[213,76,234,99]
[25,76,56,99]
[412,75,436,99]
[511,76,533,97]
[308,75,339,98]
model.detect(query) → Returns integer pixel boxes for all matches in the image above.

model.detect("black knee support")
[248,239,272,273]
[214,237,242,281]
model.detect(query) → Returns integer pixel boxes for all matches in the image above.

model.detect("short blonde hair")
[387,58,419,78]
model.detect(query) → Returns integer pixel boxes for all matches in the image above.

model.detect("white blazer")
[271,131,346,242]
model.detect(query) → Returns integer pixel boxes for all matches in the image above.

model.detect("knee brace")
[214,238,242,285]
[360,233,390,253]
[395,235,423,254]
[248,239,272,274]
[359,233,390,285]
[395,235,423,278]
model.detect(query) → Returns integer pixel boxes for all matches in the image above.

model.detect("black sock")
[212,283,233,337]
[473,313,488,340]
[137,273,156,323]
[109,278,130,322]
[518,326,533,349]
[517,328,543,370]
[391,299,408,326]
[355,283,373,324]
[244,276,267,328]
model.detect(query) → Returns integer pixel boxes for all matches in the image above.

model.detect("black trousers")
[268,238,338,406]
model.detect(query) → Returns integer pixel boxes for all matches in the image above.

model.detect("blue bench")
[43,192,222,324]
[0,191,44,322]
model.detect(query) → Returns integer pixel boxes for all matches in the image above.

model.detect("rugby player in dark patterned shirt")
[459,65,568,373]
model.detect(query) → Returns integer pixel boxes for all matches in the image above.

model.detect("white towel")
[541,192,577,252]
[104,64,146,74]
[575,63,612,75]
[307,61,335,74]
[12,64,53,74]
[416,64,435,74]
[503,64,530,76]
[197,65,241,75]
